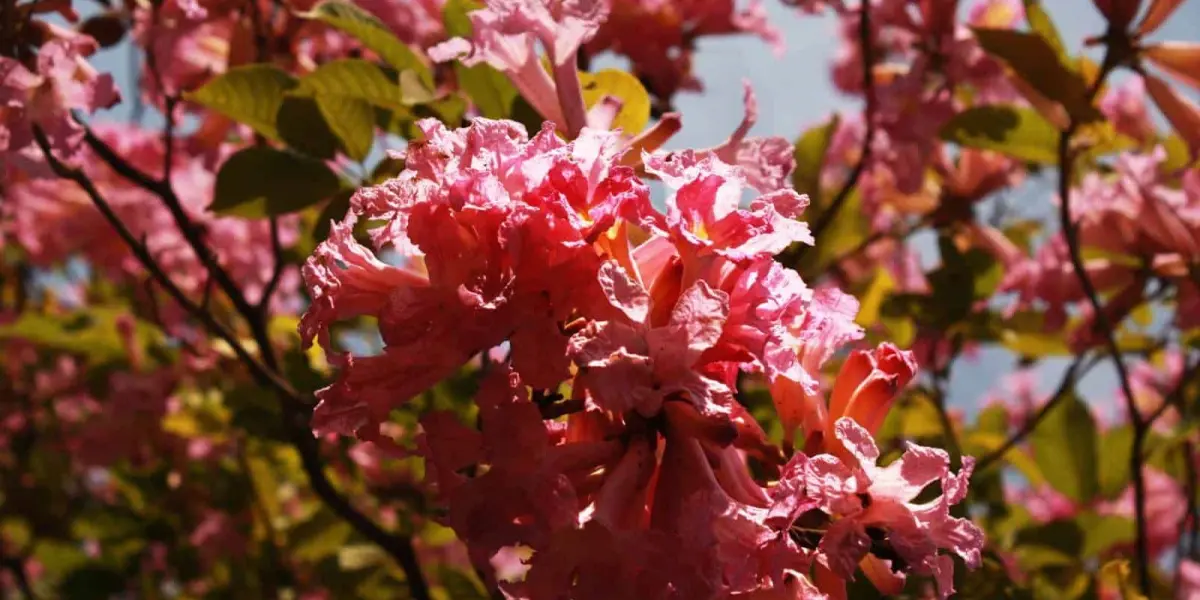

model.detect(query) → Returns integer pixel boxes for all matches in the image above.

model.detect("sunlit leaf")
[580,69,652,134]
[294,59,409,110]
[941,105,1059,163]
[185,65,297,141]
[1097,424,1134,498]
[0,308,166,366]
[972,28,1103,124]
[1077,513,1135,558]
[1031,392,1099,502]
[1022,0,1064,59]
[315,95,376,161]
[791,115,839,203]
[1099,560,1149,600]
[300,0,432,86]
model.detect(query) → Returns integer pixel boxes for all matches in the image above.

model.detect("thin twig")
[33,128,291,398]
[1056,48,1151,593]
[805,1,877,245]
[35,129,431,600]
[930,333,965,469]
[974,353,1098,473]
[258,217,285,315]
[162,96,178,182]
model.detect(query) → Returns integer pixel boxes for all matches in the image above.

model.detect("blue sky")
[81,0,1200,414]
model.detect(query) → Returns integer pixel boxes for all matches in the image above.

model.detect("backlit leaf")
[580,69,652,134]
[1031,392,1099,502]
[972,28,1103,124]
[185,65,297,141]
[300,0,432,87]
[941,105,1059,163]
[791,115,839,203]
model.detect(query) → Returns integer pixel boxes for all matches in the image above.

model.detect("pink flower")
[430,0,607,135]
[569,261,733,417]
[769,287,864,442]
[1,37,120,159]
[1100,467,1189,559]
[1180,559,1200,600]
[770,418,983,599]
[304,118,652,437]
[642,150,813,261]
[1100,78,1156,143]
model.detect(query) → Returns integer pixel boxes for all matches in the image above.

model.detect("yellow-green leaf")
[300,0,432,86]
[294,59,408,110]
[941,105,1059,163]
[791,115,839,203]
[316,95,375,161]
[185,64,297,141]
[1031,392,1099,502]
[1023,0,1065,60]
[972,28,1103,124]
[580,69,652,135]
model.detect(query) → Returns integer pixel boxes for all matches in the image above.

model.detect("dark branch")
[34,128,431,600]
[1055,47,1150,594]
[974,353,1097,473]
[805,1,877,244]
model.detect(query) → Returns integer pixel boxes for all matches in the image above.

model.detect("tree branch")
[805,1,877,244]
[974,353,1098,473]
[259,217,285,316]
[34,128,431,600]
[1055,48,1151,593]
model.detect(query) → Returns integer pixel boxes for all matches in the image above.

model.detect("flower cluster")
[300,116,982,597]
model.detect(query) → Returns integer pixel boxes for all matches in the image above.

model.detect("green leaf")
[580,69,652,134]
[793,189,869,279]
[294,59,409,110]
[791,115,839,203]
[438,568,489,600]
[185,65,297,141]
[855,267,894,327]
[313,189,356,242]
[1014,520,1084,570]
[300,0,432,86]
[58,565,127,600]
[316,95,376,161]
[400,69,437,105]
[1031,392,1099,503]
[1076,513,1135,558]
[289,509,354,562]
[211,147,342,217]
[1099,560,1150,600]
[0,308,166,365]
[338,544,388,571]
[277,96,343,159]
[443,0,517,119]
[1022,0,1064,60]
[1161,133,1195,173]
[456,64,519,119]
[444,0,482,37]
[941,105,1059,163]
[972,28,1103,124]
[963,431,1046,486]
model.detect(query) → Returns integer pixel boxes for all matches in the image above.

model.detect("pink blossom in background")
[4,123,302,320]
[0,37,119,161]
